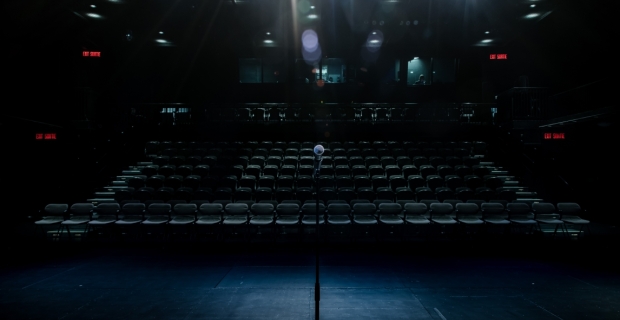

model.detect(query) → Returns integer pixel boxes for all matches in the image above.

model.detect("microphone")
[313,144,324,176]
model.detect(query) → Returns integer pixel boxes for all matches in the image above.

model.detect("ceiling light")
[372,32,377,34]
[485,31,490,34]
[481,39,492,43]
[264,40,273,43]
[530,4,536,8]
[86,13,102,18]
[369,40,380,44]
[266,32,270,35]
[413,57,419,59]
[156,39,167,43]
[159,31,164,34]
[525,13,540,19]
[308,14,318,19]
[90,5,96,8]
[310,6,315,9]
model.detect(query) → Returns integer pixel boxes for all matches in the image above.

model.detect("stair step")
[102,186,129,191]
[94,192,116,197]
[501,186,528,192]
[87,198,118,204]
[516,191,537,196]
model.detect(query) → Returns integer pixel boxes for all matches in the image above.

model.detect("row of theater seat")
[147,147,478,159]
[146,155,485,171]
[113,185,517,203]
[135,164,494,182]
[35,201,589,239]
[145,141,487,154]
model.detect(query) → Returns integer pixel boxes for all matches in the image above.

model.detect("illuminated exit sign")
[489,54,507,60]
[82,51,101,57]
[36,133,57,140]
[543,133,565,140]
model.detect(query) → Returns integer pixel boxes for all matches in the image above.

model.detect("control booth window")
[431,58,456,84]
[322,58,345,83]
[239,58,262,83]
[407,57,431,85]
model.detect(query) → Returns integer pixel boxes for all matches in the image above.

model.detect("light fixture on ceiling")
[525,13,540,19]
[264,40,273,43]
[369,39,380,43]
[156,39,167,43]
[372,32,376,34]
[86,13,102,18]
[530,4,536,8]
[485,31,490,34]
[90,5,96,8]
[481,39,492,43]
[159,31,164,34]
[266,32,270,35]
[413,57,419,59]
[308,14,318,19]
[310,6,315,9]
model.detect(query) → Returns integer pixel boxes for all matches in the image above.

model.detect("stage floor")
[2,232,620,320]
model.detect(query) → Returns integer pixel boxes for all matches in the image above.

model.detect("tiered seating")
[36,140,589,241]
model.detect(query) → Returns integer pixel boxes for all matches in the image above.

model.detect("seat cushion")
[562,217,589,224]
[327,216,351,225]
[249,217,274,225]
[459,218,485,224]
[431,216,458,224]
[116,219,142,225]
[195,217,221,225]
[379,215,404,225]
[88,219,116,225]
[301,216,325,225]
[404,216,431,224]
[353,215,377,225]
[510,218,537,224]
[483,218,510,224]
[35,218,63,225]
[536,218,563,224]
[169,216,196,225]
[275,216,299,225]
[223,216,248,225]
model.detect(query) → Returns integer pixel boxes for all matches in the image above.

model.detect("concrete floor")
[2,226,620,320]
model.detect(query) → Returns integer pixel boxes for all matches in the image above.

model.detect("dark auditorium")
[2,0,618,319]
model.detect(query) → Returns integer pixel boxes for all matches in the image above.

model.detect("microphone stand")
[314,155,321,320]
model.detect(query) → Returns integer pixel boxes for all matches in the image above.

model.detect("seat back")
[174,203,197,218]
[430,203,453,217]
[251,203,275,216]
[199,203,224,217]
[147,203,171,218]
[70,203,94,219]
[378,203,402,216]
[455,203,481,219]
[403,203,428,218]
[327,203,351,216]
[352,203,376,216]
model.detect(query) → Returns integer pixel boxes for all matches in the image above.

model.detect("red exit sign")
[82,51,101,57]
[36,133,57,140]
[490,54,507,60]
[544,133,565,140]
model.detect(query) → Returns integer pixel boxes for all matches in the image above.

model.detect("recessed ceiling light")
[413,57,419,59]
[310,6,315,9]
[86,13,102,18]
[159,31,164,34]
[485,31,490,34]
[481,39,492,43]
[264,40,273,43]
[369,40,380,43]
[266,32,270,35]
[90,5,96,8]
[156,39,167,43]
[372,32,376,34]
[530,4,536,8]
[308,14,318,19]
[525,13,540,19]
